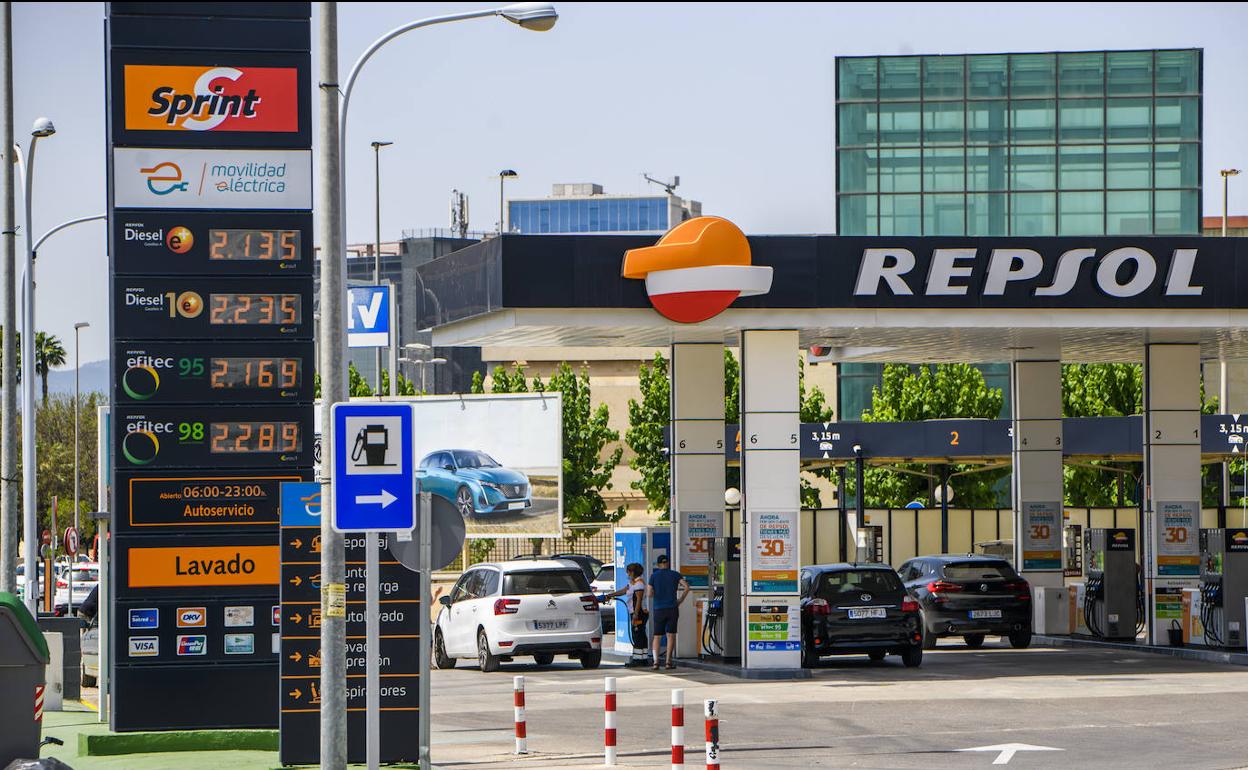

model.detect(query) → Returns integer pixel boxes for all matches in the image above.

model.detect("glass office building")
[508,183,702,235]
[832,49,1201,421]
[836,49,1202,236]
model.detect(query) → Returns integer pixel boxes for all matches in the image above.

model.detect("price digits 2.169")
[176,357,302,389]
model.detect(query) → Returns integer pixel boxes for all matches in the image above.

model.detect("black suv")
[898,555,1032,649]
[799,564,924,668]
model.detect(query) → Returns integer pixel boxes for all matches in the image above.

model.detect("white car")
[433,560,603,672]
[54,563,99,614]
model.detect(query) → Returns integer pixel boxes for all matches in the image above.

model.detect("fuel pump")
[1083,528,1142,640]
[1199,529,1248,649]
[703,537,741,659]
[855,526,883,563]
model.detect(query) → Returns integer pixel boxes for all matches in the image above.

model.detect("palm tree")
[34,332,66,404]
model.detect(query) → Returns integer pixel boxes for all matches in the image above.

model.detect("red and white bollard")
[34,685,44,724]
[513,675,527,754]
[604,676,618,766]
[671,688,685,770]
[704,699,720,769]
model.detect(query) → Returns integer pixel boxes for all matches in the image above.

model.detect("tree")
[540,363,625,528]
[798,358,836,508]
[35,332,66,405]
[1062,364,1142,507]
[625,352,670,516]
[855,364,1007,508]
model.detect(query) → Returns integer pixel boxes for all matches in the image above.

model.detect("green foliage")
[1062,364,1142,507]
[855,364,1007,508]
[314,364,413,398]
[798,358,835,509]
[35,333,66,405]
[625,353,670,518]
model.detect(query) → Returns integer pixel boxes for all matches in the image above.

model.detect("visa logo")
[177,607,206,627]
[128,608,159,629]
[176,635,207,656]
[128,636,159,657]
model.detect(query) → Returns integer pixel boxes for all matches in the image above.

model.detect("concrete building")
[507,182,702,234]
[1203,215,1248,237]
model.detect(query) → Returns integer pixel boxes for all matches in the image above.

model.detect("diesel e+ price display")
[210,421,301,454]
[209,229,300,262]
[209,293,301,325]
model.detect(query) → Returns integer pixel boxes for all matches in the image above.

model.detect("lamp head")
[499,169,519,179]
[724,487,741,506]
[74,322,90,330]
[853,444,863,456]
[499,2,558,31]
[1223,169,1242,178]
[31,117,55,138]
[371,140,394,150]
[429,357,448,365]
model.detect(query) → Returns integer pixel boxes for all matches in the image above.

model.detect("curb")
[1034,634,1248,666]
[79,728,278,756]
[602,650,811,679]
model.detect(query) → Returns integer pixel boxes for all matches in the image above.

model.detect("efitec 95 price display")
[115,405,313,470]
[114,277,312,340]
[114,211,312,276]
[115,341,314,404]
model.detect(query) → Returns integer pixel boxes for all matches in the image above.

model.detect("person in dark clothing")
[647,554,689,669]
[78,584,99,622]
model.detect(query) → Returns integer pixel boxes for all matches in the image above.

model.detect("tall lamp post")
[370,140,392,393]
[15,116,54,612]
[1220,168,1241,511]
[325,6,557,770]
[72,321,88,543]
[498,169,517,234]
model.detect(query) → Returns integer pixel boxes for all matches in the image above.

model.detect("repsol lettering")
[853,247,1202,298]
[175,553,256,576]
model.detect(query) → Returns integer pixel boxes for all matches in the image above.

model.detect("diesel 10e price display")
[115,279,313,340]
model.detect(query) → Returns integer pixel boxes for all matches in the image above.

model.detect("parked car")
[799,563,924,668]
[514,554,613,632]
[80,584,100,687]
[513,553,603,584]
[898,555,1032,649]
[417,449,532,518]
[433,560,603,672]
[54,563,100,616]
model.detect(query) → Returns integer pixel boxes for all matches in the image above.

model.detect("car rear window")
[503,569,590,595]
[815,569,904,602]
[942,561,1018,580]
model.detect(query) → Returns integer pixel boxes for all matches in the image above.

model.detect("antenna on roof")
[642,172,680,195]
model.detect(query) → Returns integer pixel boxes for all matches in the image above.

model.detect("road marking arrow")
[957,744,1062,765]
[355,490,397,509]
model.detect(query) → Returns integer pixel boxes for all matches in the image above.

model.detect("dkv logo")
[622,217,772,323]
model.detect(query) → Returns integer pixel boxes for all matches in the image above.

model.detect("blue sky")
[14,2,1248,364]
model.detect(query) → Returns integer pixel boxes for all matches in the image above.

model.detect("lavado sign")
[854,246,1203,298]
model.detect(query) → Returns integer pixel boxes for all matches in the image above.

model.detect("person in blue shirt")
[647,554,689,670]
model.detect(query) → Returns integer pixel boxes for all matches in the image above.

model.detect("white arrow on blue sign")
[347,285,391,348]
[331,402,415,532]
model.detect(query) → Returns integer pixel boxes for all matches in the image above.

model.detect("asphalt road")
[430,638,1248,769]
[465,497,560,537]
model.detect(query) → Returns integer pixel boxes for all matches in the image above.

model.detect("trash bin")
[0,592,49,767]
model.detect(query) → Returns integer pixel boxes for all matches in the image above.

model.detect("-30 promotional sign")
[115,341,314,404]
[113,147,312,210]
[113,277,312,341]
[115,405,313,470]
[114,211,311,276]
[750,511,798,593]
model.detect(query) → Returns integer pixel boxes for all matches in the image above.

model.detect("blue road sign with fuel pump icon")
[332,402,415,532]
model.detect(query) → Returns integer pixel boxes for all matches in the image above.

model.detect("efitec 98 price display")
[114,277,313,341]
[115,405,313,470]
[116,341,314,404]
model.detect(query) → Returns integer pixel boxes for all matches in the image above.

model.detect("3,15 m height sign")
[107,2,314,735]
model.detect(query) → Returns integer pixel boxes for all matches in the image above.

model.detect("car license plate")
[969,609,1002,619]
[848,608,886,619]
[508,502,526,510]
[533,619,569,631]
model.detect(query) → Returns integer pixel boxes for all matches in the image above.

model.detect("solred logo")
[621,217,772,323]
[124,65,299,133]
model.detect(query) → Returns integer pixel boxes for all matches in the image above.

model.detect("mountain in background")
[46,360,109,396]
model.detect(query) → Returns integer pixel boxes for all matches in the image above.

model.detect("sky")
[12,2,1248,366]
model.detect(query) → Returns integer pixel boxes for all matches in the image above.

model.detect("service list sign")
[107,2,314,734]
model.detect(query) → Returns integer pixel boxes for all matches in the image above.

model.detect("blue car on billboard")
[416,449,532,517]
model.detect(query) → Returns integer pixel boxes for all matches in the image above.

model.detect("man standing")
[647,554,689,670]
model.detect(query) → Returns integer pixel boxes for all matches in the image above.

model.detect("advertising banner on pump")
[750,510,798,593]
[411,393,562,538]
[1155,500,1200,576]
[682,511,721,589]
[1021,501,1063,570]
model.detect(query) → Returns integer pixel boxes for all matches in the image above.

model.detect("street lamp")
[400,356,447,395]
[498,169,518,234]
[1222,169,1242,237]
[371,140,393,394]
[15,116,54,612]
[327,7,557,768]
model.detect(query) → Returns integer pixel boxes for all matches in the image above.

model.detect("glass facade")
[509,197,670,234]
[836,49,1201,236]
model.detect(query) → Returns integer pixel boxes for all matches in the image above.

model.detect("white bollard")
[704,699,719,769]
[604,676,617,766]
[45,631,64,711]
[513,675,527,754]
[671,688,685,770]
